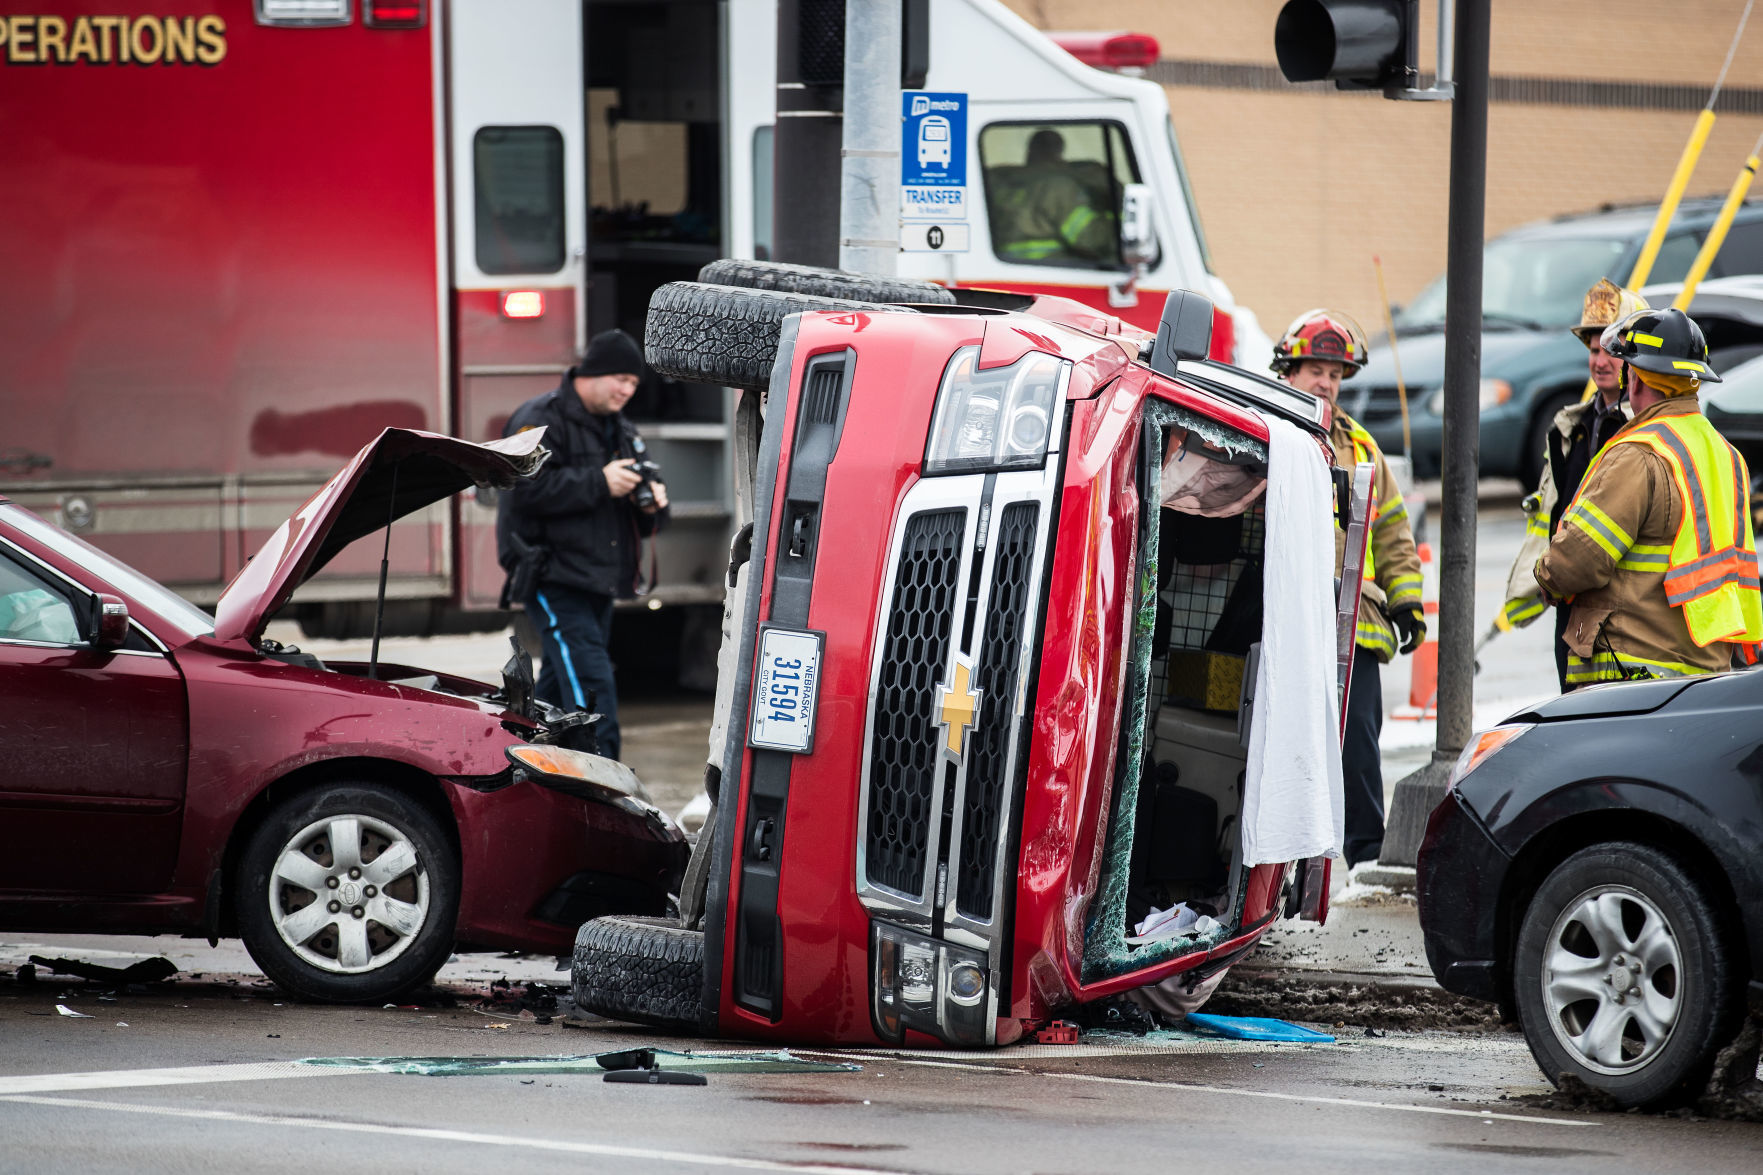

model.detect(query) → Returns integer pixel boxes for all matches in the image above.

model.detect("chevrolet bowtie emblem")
[937,656,981,756]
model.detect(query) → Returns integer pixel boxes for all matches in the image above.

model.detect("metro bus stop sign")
[901,91,969,253]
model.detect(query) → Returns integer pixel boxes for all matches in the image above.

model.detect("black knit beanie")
[574,329,645,378]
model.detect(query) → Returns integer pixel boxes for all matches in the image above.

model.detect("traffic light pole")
[1379,0,1488,871]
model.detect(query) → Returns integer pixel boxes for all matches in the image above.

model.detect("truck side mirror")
[89,593,129,651]
[1147,289,1216,376]
[1119,183,1158,268]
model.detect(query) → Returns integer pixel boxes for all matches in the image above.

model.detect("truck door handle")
[749,817,776,862]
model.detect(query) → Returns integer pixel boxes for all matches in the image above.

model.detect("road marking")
[0,1061,355,1095]
[0,1096,918,1174]
[812,1052,1596,1128]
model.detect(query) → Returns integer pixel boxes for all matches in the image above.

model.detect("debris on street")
[30,955,178,988]
[297,1049,860,1077]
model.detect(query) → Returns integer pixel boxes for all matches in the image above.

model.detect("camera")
[623,432,665,511]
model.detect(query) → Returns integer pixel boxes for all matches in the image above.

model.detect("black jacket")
[496,374,667,600]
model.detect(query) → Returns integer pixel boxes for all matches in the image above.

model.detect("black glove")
[1393,604,1426,655]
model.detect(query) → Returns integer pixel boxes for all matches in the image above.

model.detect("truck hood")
[212,427,548,644]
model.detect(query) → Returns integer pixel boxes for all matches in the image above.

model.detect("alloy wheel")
[1541,884,1682,1075]
[267,814,430,974]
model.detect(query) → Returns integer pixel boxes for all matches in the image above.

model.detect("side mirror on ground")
[1119,183,1158,268]
[89,593,129,650]
[1147,289,1216,376]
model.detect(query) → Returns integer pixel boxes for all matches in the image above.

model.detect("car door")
[0,540,188,896]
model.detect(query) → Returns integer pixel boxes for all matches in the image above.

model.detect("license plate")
[749,626,824,753]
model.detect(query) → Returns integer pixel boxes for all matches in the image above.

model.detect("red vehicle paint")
[0,428,685,1001]
[584,288,1359,1048]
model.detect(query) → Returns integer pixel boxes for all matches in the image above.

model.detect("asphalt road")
[4,973,1762,1175]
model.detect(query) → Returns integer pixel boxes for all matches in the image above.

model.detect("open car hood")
[213,428,548,644]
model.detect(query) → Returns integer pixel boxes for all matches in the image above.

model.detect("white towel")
[1241,417,1345,866]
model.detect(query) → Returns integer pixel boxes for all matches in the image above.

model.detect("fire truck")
[0,0,1260,654]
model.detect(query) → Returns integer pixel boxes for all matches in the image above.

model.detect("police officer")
[497,329,670,759]
[1536,307,1761,685]
[1499,280,1647,692]
[1273,310,1425,869]
[996,129,1114,265]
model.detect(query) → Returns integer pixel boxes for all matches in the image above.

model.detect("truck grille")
[954,501,1038,920]
[865,508,966,896]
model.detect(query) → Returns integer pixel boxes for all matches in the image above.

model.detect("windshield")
[1,504,216,641]
[1398,235,1629,330]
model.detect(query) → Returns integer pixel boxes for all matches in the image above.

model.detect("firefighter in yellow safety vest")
[995,129,1116,266]
[1536,307,1763,686]
[1274,310,1425,868]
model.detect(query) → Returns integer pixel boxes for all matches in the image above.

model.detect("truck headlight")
[922,345,1066,475]
[871,921,991,1045]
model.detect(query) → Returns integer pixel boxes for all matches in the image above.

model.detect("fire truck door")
[445,0,588,611]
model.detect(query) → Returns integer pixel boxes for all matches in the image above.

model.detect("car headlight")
[1427,380,1512,415]
[922,345,1067,475]
[505,743,680,837]
[871,921,991,1045]
[1448,723,1531,788]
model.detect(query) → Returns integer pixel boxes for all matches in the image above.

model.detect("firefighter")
[1499,280,1647,692]
[1536,307,1762,686]
[996,129,1114,266]
[1273,310,1425,869]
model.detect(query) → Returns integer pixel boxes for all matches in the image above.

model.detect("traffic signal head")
[1275,0,1416,91]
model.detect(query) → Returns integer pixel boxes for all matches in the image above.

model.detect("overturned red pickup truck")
[574,266,1371,1047]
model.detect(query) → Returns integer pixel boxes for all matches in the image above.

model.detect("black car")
[1418,671,1763,1108]
[1347,199,1763,486]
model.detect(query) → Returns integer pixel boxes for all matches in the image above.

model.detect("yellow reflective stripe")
[1525,513,1550,538]
[1564,499,1632,561]
[1373,497,1409,531]
[1565,649,1707,684]
[1672,360,1708,372]
[1356,622,1397,655]
[1630,331,1664,347]
[1059,205,1099,245]
[1502,595,1547,625]
[1616,542,1671,571]
[1003,239,1064,259]
[1385,573,1423,607]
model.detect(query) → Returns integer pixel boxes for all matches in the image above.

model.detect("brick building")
[1004,0,1763,346]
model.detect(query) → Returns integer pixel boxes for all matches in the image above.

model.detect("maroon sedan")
[0,429,686,1002]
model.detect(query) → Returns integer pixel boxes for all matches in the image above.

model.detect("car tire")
[236,784,458,1004]
[696,258,956,306]
[572,914,704,1031]
[1513,842,1739,1108]
[1520,392,1576,491]
[645,281,897,391]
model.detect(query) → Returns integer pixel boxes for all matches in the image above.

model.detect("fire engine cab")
[0,0,1260,655]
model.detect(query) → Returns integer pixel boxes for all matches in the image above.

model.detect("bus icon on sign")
[910,95,931,116]
[917,116,951,168]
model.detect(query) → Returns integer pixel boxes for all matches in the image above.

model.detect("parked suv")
[569,265,1373,1048]
[1346,198,1763,486]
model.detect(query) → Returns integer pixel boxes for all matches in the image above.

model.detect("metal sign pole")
[1379,0,1487,871]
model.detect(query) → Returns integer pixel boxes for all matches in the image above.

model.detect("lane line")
[0,1061,358,1095]
[0,1096,920,1174]
[810,1052,1596,1128]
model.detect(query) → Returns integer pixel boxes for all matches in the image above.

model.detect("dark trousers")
[528,587,621,761]
[1342,645,1387,867]
[1553,605,1573,694]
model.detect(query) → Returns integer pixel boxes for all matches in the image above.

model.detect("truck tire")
[572,914,704,1031]
[697,258,955,305]
[645,281,897,391]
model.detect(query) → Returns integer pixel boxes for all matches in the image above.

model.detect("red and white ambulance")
[0,0,1261,646]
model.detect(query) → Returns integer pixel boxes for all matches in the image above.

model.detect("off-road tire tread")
[572,914,704,1031]
[696,258,955,306]
[644,281,893,390]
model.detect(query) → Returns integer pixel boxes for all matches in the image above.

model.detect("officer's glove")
[1393,604,1427,655]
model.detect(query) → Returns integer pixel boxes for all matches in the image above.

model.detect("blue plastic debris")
[1182,1014,1335,1043]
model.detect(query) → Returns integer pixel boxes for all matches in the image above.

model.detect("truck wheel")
[236,784,458,1004]
[697,258,955,305]
[645,281,897,391]
[572,914,704,1031]
[1513,842,1738,1108]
